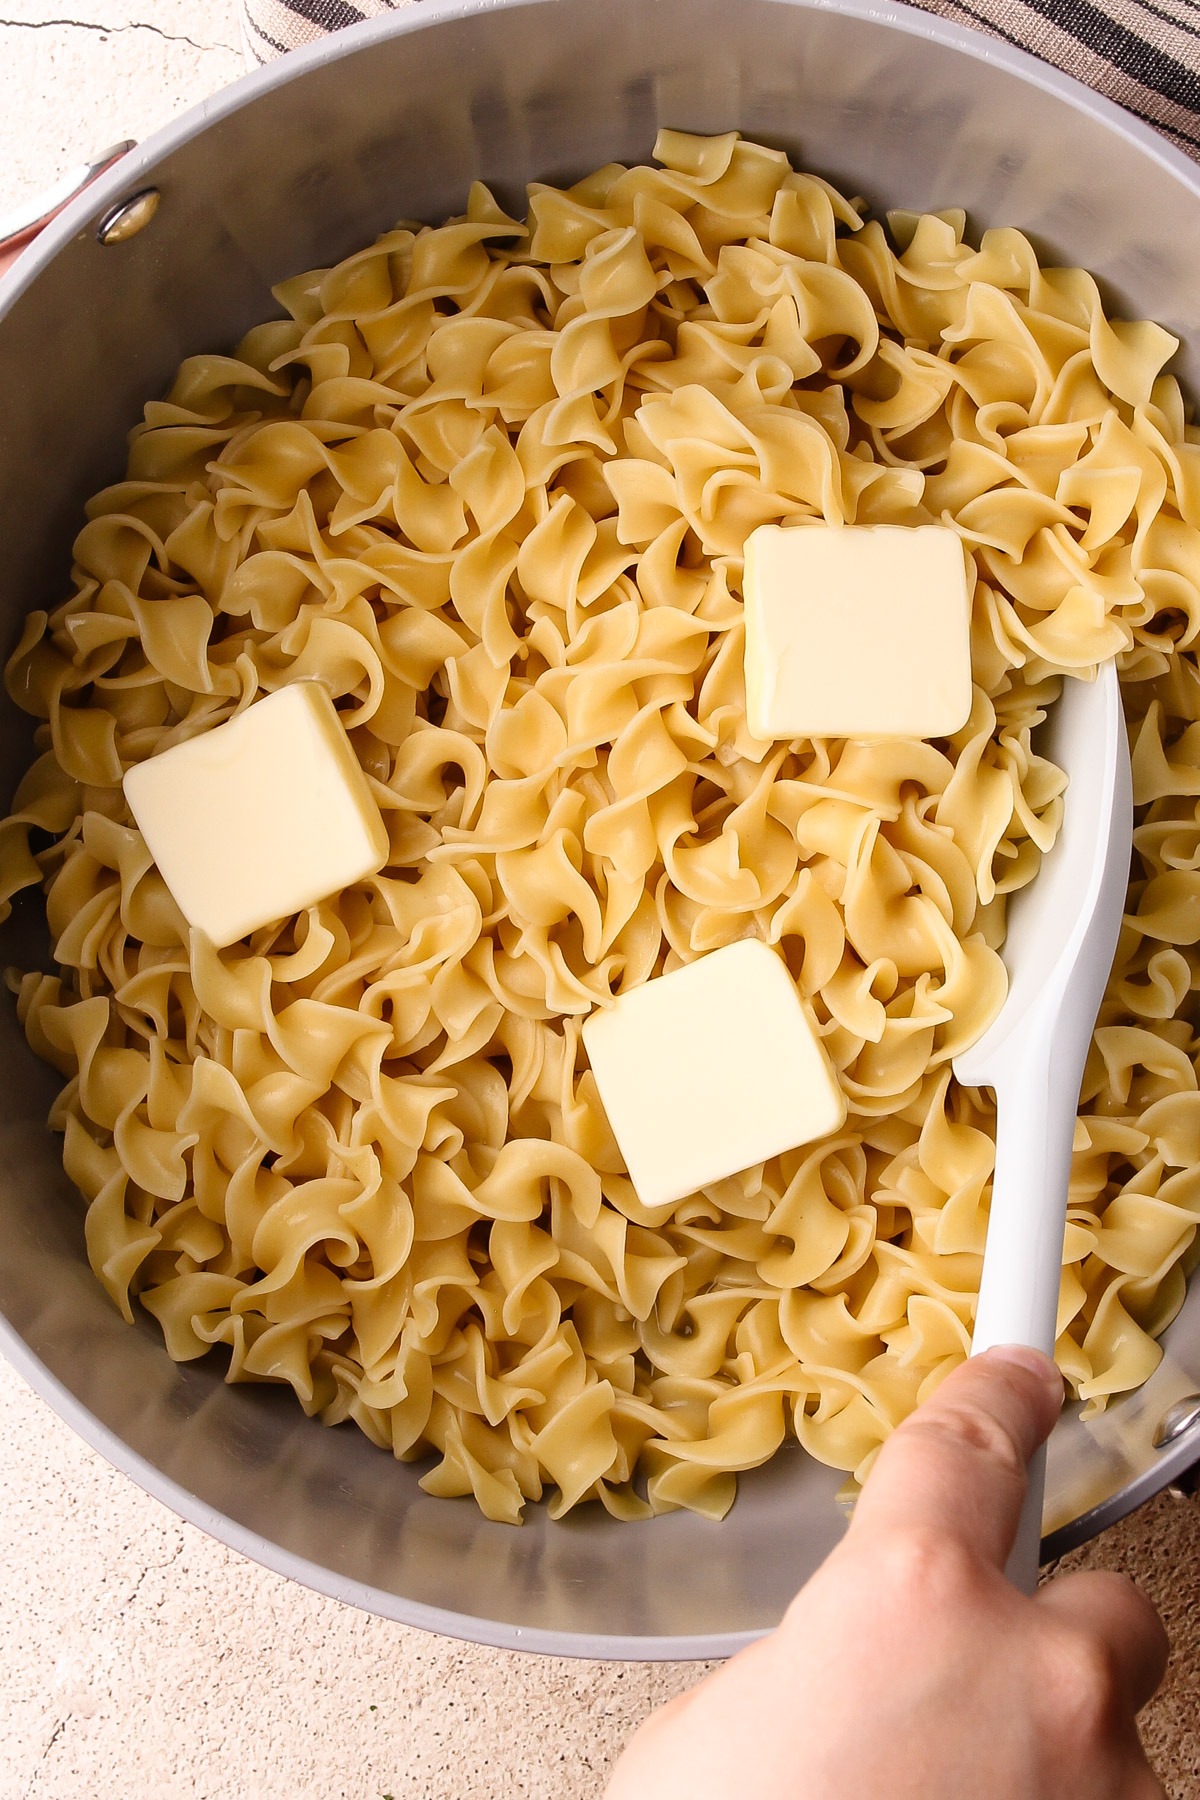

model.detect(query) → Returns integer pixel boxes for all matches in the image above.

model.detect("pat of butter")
[582,939,846,1210]
[123,683,389,948]
[743,523,972,740]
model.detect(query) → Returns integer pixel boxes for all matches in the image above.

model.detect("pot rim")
[3,0,1200,326]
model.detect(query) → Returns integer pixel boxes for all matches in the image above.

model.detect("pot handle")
[0,142,135,281]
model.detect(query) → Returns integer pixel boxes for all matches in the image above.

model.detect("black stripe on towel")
[1018,0,1200,108]
[274,0,369,32]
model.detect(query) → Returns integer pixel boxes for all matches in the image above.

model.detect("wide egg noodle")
[3,131,1200,1523]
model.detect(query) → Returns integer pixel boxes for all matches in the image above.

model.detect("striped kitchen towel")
[243,0,414,61]
[240,0,1200,156]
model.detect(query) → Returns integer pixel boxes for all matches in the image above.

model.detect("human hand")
[603,1347,1168,1800]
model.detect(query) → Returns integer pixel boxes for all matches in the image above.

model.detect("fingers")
[1037,1570,1170,1716]
[850,1346,1064,1572]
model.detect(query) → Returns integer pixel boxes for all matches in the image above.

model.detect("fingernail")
[983,1344,1065,1405]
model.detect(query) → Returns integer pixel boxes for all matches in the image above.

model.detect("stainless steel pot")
[3,0,1200,1660]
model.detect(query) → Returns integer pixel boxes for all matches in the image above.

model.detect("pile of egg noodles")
[3,131,1200,1524]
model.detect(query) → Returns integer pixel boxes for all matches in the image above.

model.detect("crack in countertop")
[0,17,237,56]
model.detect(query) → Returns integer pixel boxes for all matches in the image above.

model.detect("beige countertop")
[2,7,1199,1796]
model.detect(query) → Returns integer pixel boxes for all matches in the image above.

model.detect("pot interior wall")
[2,0,1199,1655]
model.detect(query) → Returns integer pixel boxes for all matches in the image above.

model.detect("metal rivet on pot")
[96,189,160,246]
[1152,1394,1200,1450]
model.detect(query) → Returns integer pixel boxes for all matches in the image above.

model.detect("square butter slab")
[582,939,846,1210]
[743,522,972,740]
[123,682,389,949]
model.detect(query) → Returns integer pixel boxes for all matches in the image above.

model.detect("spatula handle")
[1004,1443,1047,1595]
[972,1038,1079,1359]
[971,1038,1079,1589]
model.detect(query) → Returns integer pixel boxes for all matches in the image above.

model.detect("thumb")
[849,1346,1064,1573]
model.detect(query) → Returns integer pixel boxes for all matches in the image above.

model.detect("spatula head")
[953,661,1132,1091]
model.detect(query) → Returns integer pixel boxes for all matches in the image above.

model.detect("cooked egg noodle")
[3,130,1198,1522]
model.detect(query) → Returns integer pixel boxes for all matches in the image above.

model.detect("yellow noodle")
[4,132,1200,1523]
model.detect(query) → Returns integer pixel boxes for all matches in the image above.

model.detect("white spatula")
[952,660,1133,1592]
